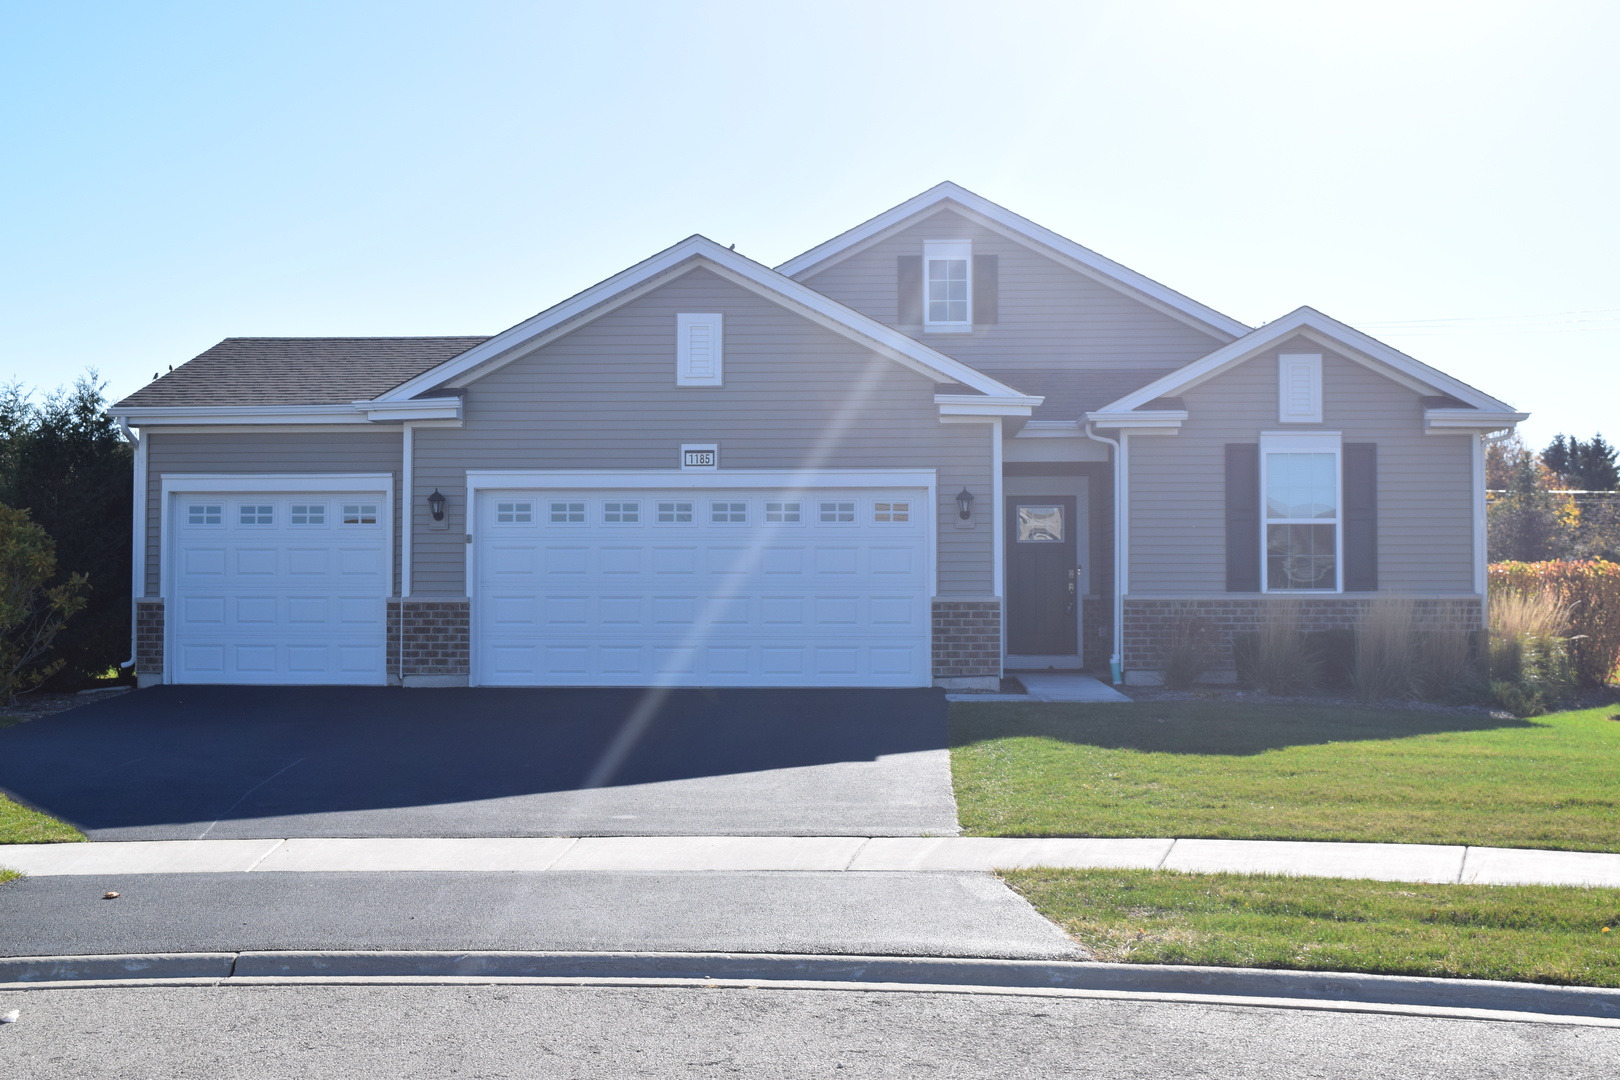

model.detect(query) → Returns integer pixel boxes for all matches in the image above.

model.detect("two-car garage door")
[475,485,932,687]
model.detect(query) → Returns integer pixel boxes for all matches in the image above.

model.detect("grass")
[0,868,17,884]
[951,701,1620,851]
[0,793,83,844]
[1005,869,1620,988]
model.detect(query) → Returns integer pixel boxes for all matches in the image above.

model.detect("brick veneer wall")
[1122,596,1485,673]
[388,599,471,679]
[135,600,164,679]
[932,599,1002,680]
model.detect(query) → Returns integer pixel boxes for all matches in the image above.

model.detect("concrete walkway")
[4,836,1617,887]
[946,672,1132,703]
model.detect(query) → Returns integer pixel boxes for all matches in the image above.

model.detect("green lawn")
[0,794,83,844]
[1006,869,1620,988]
[952,702,1620,851]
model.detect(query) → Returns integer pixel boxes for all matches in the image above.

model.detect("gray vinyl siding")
[143,431,403,596]
[411,267,995,596]
[1127,339,1476,595]
[799,209,1227,373]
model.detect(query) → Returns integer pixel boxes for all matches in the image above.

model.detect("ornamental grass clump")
[1413,625,1482,703]
[1350,597,1417,703]
[1159,606,1221,689]
[1486,588,1574,717]
[1489,560,1620,687]
[1239,600,1319,694]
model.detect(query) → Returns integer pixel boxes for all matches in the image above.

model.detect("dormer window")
[923,240,971,331]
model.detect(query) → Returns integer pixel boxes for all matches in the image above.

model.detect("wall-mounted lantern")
[955,487,975,521]
[427,489,447,522]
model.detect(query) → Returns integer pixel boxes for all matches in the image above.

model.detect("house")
[110,183,1526,690]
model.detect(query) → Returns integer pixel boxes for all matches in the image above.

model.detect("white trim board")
[774,181,1250,342]
[373,236,1035,405]
[464,468,938,491]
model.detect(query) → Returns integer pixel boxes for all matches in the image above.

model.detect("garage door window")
[240,504,274,525]
[820,501,855,523]
[291,504,326,526]
[188,504,222,526]
[496,501,533,523]
[765,500,801,523]
[874,501,910,523]
[711,500,748,524]
[657,500,693,523]
[550,501,585,524]
[342,503,378,525]
[603,501,640,524]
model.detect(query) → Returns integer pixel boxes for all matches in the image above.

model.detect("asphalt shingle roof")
[113,337,491,408]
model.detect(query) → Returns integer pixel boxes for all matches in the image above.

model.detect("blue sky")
[3,0,1614,446]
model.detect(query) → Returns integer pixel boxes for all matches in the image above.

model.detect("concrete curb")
[1,951,1615,1024]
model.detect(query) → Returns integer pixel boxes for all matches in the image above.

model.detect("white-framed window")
[1261,432,1342,593]
[657,500,694,524]
[1278,353,1324,423]
[873,500,910,523]
[496,501,533,524]
[290,504,326,526]
[819,500,855,523]
[923,239,971,331]
[676,313,724,387]
[342,503,378,525]
[549,501,586,524]
[603,500,640,524]
[239,504,273,526]
[710,500,747,524]
[765,500,801,523]
[188,504,222,526]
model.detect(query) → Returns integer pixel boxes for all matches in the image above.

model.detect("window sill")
[921,324,974,334]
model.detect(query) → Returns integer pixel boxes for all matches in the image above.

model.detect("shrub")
[1489,560,1620,686]
[1234,600,1319,694]
[1413,628,1483,703]
[1159,606,1220,689]
[0,505,88,702]
[1351,597,1417,702]
[1486,588,1574,716]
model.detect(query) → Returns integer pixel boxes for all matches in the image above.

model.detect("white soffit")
[373,235,1034,404]
[773,181,1251,342]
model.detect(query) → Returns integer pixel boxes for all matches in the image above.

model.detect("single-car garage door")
[170,491,391,684]
[474,485,931,687]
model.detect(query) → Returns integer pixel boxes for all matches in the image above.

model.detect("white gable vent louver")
[677,313,724,387]
[1278,353,1323,423]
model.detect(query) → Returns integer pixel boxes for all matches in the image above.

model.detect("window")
[873,500,910,523]
[603,501,640,523]
[710,500,747,524]
[342,503,378,525]
[496,501,533,523]
[188,504,222,526]
[1016,505,1063,542]
[239,504,273,525]
[923,240,971,330]
[657,500,693,523]
[765,501,801,523]
[291,504,325,525]
[820,501,855,523]
[1262,433,1341,592]
[676,313,724,387]
[550,501,586,524]
[1278,353,1324,423]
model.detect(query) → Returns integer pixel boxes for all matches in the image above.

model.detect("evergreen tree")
[1542,433,1573,481]
[1577,434,1619,491]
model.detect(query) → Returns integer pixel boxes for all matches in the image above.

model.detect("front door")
[1005,496,1078,658]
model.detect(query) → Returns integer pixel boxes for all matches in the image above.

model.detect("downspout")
[117,419,144,672]
[1083,421,1125,684]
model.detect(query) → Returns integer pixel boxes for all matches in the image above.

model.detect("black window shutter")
[1225,443,1261,592]
[972,254,999,324]
[1343,442,1378,591]
[896,256,922,324]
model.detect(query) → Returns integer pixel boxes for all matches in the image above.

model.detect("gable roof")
[114,337,490,408]
[1087,306,1526,428]
[774,181,1251,342]
[377,234,1035,404]
[991,367,1184,422]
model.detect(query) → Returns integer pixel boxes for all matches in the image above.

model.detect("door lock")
[1065,568,1077,615]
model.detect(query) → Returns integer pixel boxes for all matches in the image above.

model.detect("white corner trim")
[774,181,1250,341]
[463,468,938,492]
[1472,434,1488,596]
[401,425,415,598]
[371,235,1027,403]
[935,393,1042,418]
[1094,306,1522,418]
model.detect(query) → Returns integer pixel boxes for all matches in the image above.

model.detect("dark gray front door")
[1005,496,1078,656]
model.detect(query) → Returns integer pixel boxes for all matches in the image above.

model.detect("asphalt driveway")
[0,686,959,840]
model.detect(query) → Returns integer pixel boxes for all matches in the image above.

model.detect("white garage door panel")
[476,487,931,687]
[171,493,389,685]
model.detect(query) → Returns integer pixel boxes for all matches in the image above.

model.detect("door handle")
[1065,569,1076,615]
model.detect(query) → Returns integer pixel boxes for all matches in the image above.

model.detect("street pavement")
[1,983,1613,1078]
[0,685,958,838]
[0,871,1080,959]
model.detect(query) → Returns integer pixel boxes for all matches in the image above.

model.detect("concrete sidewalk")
[3,836,1617,887]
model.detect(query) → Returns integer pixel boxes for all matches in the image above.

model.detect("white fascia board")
[115,400,462,427]
[1425,409,1529,433]
[160,473,395,495]
[354,397,463,422]
[465,468,936,491]
[934,394,1042,418]
[775,181,1250,341]
[373,235,1025,402]
[1084,410,1188,431]
[1015,421,1084,439]
[1093,306,1522,416]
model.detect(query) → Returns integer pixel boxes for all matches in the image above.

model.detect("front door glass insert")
[1016,505,1064,543]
